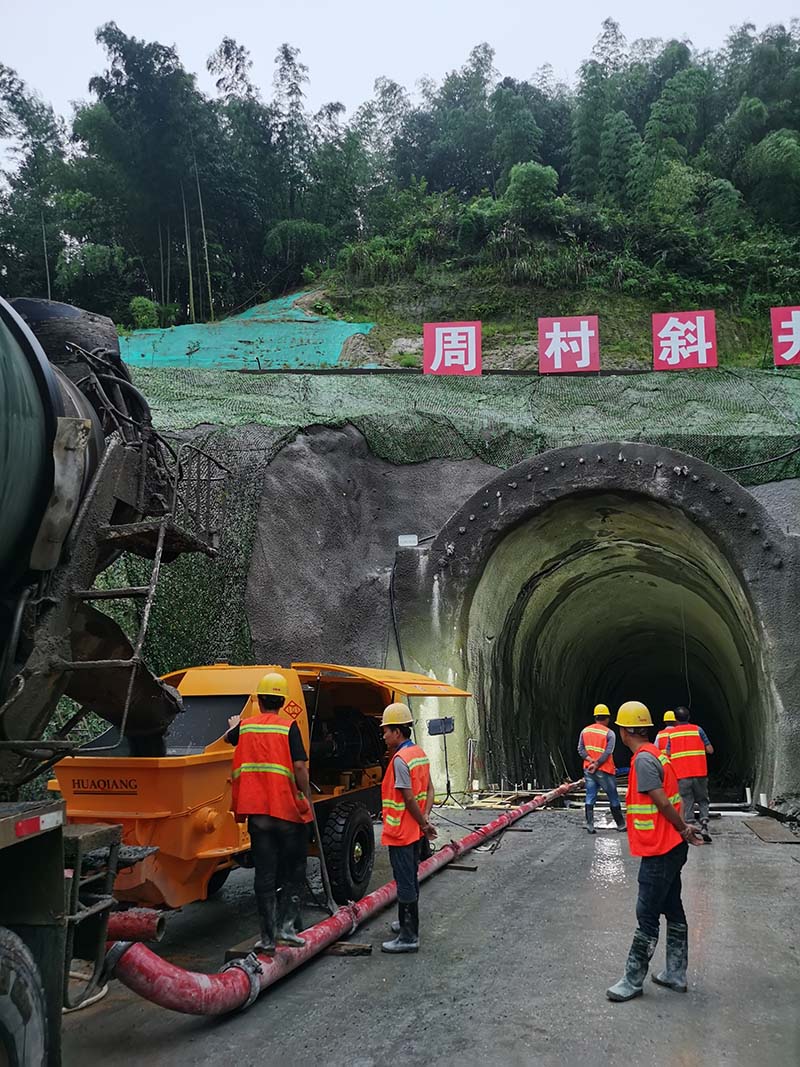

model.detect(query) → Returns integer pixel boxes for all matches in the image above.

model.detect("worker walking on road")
[607,701,704,1003]
[655,710,677,752]
[578,704,626,834]
[380,703,436,954]
[226,672,313,955]
[668,707,714,843]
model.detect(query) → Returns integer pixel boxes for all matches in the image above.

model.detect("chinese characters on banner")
[423,321,482,376]
[652,310,717,370]
[538,316,600,374]
[771,306,800,366]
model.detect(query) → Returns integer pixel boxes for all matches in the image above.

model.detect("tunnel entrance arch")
[393,443,798,802]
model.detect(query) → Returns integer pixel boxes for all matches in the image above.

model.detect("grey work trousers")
[678,776,709,825]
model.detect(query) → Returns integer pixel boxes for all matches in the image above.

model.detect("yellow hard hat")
[381,702,413,726]
[663,710,676,723]
[593,703,610,718]
[257,672,288,698]
[615,700,653,728]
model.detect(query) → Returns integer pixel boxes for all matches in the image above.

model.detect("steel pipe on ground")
[106,909,166,943]
[109,779,582,1015]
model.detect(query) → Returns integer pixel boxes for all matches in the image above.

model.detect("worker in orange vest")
[668,706,714,843]
[380,703,436,954]
[578,704,625,834]
[226,672,313,955]
[607,701,703,1003]
[656,710,678,752]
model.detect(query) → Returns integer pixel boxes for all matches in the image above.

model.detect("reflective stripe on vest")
[655,726,677,753]
[381,744,431,846]
[625,744,682,857]
[667,725,708,779]
[231,713,311,823]
[581,724,615,774]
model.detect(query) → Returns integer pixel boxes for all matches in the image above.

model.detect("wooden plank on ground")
[744,818,799,843]
[445,863,478,872]
[324,942,372,956]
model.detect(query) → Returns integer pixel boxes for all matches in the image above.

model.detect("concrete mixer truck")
[0,294,227,1064]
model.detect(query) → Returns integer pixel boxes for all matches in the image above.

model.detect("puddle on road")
[588,834,625,887]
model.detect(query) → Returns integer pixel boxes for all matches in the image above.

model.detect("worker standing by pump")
[607,700,704,1004]
[226,672,313,955]
[668,706,714,843]
[656,710,678,752]
[578,704,626,833]
[380,703,436,954]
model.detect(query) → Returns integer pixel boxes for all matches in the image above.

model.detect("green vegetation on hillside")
[1,19,799,355]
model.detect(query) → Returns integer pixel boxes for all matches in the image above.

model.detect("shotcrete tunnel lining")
[466,491,765,790]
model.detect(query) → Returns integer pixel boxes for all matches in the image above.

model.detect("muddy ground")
[61,808,798,1066]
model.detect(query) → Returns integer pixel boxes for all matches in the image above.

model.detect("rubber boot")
[652,922,688,992]
[381,902,419,953]
[585,805,596,834]
[254,893,276,955]
[606,929,658,1001]
[700,820,712,844]
[611,805,627,832]
[276,893,306,948]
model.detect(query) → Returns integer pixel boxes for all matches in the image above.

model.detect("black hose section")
[389,562,406,672]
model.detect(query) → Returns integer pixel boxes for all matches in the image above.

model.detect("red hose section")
[106,909,166,943]
[111,779,582,1015]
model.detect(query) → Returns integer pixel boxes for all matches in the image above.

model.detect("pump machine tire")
[0,926,48,1067]
[205,868,231,898]
[320,800,375,904]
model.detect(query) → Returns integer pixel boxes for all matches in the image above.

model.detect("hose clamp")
[101,941,134,984]
[221,951,263,1011]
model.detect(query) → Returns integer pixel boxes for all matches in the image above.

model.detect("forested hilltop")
[1,18,799,365]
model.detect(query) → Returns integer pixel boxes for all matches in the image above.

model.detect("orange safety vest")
[655,725,677,753]
[381,743,431,847]
[581,724,615,774]
[626,743,682,857]
[231,713,312,824]
[667,724,708,779]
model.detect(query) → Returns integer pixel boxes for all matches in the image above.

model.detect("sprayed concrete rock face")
[392,443,800,806]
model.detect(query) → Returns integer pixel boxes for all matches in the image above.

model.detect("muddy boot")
[585,805,596,834]
[381,902,419,954]
[652,922,688,993]
[254,893,276,955]
[700,820,712,844]
[610,805,627,832]
[606,929,658,1002]
[276,893,306,948]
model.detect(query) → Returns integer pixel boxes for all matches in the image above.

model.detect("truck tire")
[320,801,375,904]
[0,927,47,1067]
[205,867,231,898]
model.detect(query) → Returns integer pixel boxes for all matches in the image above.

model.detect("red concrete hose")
[109,779,582,1015]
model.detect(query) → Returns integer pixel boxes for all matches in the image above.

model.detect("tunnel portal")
[394,443,798,804]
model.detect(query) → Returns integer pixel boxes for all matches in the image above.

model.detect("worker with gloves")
[607,700,704,1004]
[380,703,436,954]
[578,704,625,833]
[656,710,678,752]
[226,672,313,955]
[668,706,714,843]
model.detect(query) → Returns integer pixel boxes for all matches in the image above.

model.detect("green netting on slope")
[112,366,800,675]
[132,366,800,483]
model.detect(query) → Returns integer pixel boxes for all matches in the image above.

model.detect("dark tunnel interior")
[466,493,766,793]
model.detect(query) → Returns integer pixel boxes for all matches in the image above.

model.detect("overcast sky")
[3,1,798,117]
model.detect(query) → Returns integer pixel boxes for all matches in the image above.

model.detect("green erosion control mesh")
[114,367,800,674]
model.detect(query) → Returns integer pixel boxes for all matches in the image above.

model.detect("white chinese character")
[544,320,595,369]
[657,316,712,365]
[777,310,800,361]
[431,327,477,372]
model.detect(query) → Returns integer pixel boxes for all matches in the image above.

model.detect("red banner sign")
[652,310,717,370]
[771,306,800,366]
[423,321,482,376]
[538,316,600,373]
